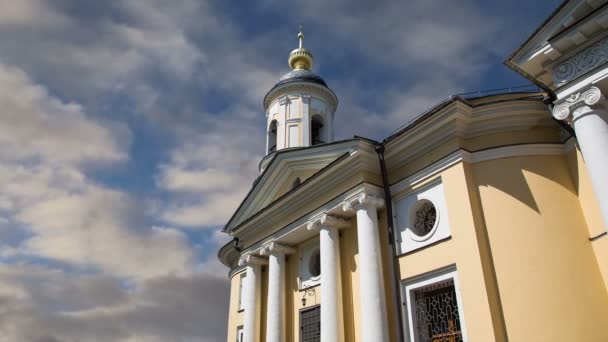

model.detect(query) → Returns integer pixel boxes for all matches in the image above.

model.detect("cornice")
[384,96,553,171]
[239,182,384,256]
[264,82,338,113]
[234,147,380,245]
[389,142,575,196]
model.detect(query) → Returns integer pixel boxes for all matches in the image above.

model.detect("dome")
[276,68,327,87]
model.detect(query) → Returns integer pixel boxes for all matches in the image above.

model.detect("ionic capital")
[279,95,289,105]
[301,94,312,103]
[553,86,604,121]
[260,241,294,256]
[238,253,268,267]
[307,213,349,232]
[342,193,385,213]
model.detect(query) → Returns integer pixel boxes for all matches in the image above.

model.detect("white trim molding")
[401,266,468,342]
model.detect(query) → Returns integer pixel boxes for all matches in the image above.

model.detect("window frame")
[401,266,468,342]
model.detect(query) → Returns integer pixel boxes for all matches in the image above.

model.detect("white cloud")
[0,264,229,342]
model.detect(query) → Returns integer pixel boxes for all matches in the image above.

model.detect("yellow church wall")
[566,146,608,286]
[226,270,245,342]
[472,154,608,342]
[396,162,504,341]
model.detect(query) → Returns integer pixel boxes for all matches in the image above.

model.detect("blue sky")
[0,0,561,340]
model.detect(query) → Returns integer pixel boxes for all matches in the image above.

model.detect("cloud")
[0,0,557,340]
[0,264,229,342]
[156,113,263,228]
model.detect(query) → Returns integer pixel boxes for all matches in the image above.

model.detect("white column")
[278,96,288,150]
[261,242,294,342]
[308,214,349,342]
[553,86,608,230]
[344,193,388,342]
[239,255,267,342]
[302,95,311,146]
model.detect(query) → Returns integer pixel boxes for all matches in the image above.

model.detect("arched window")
[268,120,277,153]
[311,115,325,146]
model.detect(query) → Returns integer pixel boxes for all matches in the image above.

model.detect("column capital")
[279,95,289,105]
[260,241,294,256]
[307,213,349,232]
[553,86,605,121]
[342,192,385,213]
[238,253,268,267]
[301,94,312,103]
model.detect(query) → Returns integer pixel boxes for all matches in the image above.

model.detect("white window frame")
[392,178,451,254]
[298,239,321,289]
[401,266,468,342]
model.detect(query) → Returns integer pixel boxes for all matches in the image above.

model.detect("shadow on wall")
[473,154,579,216]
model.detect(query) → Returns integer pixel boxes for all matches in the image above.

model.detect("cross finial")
[298,24,304,49]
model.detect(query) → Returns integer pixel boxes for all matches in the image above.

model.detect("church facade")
[218,1,608,341]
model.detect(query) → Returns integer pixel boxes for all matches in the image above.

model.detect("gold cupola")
[288,26,314,70]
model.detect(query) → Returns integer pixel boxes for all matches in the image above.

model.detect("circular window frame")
[407,198,440,242]
[308,248,321,281]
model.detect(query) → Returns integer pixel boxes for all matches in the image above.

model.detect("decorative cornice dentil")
[238,253,268,267]
[307,213,349,232]
[553,36,608,86]
[260,241,294,256]
[342,193,385,213]
[552,86,604,121]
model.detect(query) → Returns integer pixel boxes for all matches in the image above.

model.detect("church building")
[218,0,608,341]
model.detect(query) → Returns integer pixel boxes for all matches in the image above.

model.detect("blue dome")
[275,69,327,87]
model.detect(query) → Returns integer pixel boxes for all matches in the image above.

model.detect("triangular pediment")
[224,139,361,232]
[506,0,608,89]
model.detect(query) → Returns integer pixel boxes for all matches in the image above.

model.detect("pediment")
[506,0,608,89]
[224,140,362,232]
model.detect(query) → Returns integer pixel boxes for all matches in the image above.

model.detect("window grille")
[412,279,463,342]
[300,306,320,342]
[413,201,436,236]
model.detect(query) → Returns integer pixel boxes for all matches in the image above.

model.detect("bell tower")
[263,27,338,154]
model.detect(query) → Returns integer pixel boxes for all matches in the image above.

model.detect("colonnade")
[238,192,389,342]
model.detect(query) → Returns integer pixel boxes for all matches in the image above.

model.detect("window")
[403,269,467,342]
[300,306,321,342]
[268,120,277,153]
[393,180,451,254]
[411,200,437,237]
[299,241,321,289]
[308,249,321,277]
[238,272,246,311]
[236,326,244,342]
[311,115,325,145]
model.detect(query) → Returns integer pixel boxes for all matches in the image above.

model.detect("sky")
[0,0,561,341]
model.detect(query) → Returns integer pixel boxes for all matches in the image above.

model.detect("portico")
[233,185,391,342]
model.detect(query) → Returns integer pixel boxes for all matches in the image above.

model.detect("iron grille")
[300,306,320,342]
[412,279,463,342]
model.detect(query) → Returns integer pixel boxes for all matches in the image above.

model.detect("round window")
[411,200,437,237]
[308,249,321,278]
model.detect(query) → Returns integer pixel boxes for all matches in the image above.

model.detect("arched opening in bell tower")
[268,120,277,153]
[311,115,325,146]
